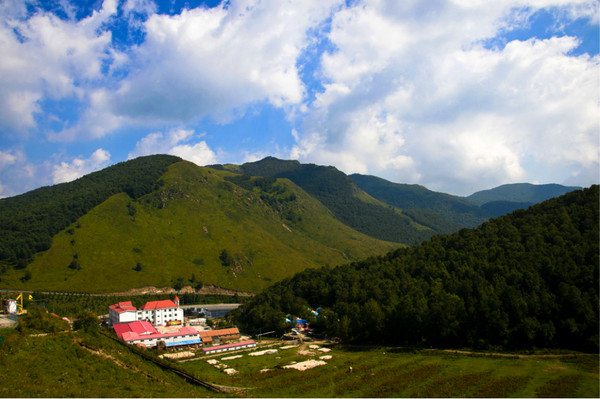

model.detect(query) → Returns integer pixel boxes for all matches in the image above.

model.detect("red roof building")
[109,301,138,325]
[113,321,202,348]
[109,298,184,326]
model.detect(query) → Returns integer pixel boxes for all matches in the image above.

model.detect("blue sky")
[0,0,598,197]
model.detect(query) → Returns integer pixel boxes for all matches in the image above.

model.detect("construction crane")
[14,293,32,314]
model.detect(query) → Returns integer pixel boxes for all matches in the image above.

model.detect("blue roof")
[165,339,203,347]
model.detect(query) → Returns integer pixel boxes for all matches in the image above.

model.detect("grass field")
[179,341,599,398]
[1,325,597,398]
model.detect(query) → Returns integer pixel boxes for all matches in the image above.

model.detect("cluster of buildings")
[109,296,255,352]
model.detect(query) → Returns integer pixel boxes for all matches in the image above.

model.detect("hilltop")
[0,157,396,293]
[0,155,582,294]
[211,157,580,244]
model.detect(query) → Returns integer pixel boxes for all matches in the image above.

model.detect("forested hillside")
[0,155,181,268]
[350,174,486,231]
[212,157,436,245]
[235,186,599,351]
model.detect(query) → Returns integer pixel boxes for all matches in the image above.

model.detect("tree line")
[234,186,599,352]
[0,155,181,269]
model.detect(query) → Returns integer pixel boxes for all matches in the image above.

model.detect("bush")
[17,306,69,334]
[73,311,99,334]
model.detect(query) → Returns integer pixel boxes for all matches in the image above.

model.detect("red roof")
[114,321,200,342]
[109,301,137,313]
[198,327,239,338]
[140,300,178,310]
[113,321,157,339]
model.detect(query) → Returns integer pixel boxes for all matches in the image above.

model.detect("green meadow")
[1,324,597,398]
[179,342,599,398]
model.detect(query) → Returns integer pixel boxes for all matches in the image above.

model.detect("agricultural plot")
[179,342,599,398]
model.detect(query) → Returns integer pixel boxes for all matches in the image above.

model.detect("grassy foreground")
[0,326,597,398]
[180,342,599,398]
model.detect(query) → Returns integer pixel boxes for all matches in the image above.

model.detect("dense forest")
[214,157,434,245]
[235,186,599,351]
[0,155,181,268]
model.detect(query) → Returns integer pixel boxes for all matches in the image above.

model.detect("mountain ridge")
[0,159,397,293]
[0,155,583,293]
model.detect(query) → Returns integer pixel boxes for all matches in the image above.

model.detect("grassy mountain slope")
[466,183,581,206]
[1,160,397,293]
[0,154,181,268]
[237,186,599,351]
[211,157,436,245]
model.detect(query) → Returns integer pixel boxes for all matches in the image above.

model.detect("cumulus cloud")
[129,128,217,166]
[292,0,599,195]
[52,148,111,184]
[108,0,342,126]
[0,0,118,135]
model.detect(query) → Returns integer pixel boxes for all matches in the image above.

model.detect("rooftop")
[140,299,178,310]
[113,321,200,342]
[109,301,137,313]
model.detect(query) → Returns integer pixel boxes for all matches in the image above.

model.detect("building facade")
[109,301,138,325]
[109,297,184,326]
[137,298,184,326]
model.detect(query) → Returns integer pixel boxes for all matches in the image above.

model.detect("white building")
[109,296,184,326]
[137,297,184,326]
[109,301,138,325]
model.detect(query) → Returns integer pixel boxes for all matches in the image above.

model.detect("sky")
[0,0,598,198]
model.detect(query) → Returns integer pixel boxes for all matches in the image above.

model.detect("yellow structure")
[14,293,32,313]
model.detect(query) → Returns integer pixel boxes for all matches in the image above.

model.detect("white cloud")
[170,142,218,167]
[0,0,118,135]
[0,148,41,198]
[292,0,599,195]
[129,128,217,166]
[108,0,342,126]
[52,148,111,184]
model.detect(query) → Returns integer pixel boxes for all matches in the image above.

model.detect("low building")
[113,320,202,349]
[202,340,256,355]
[198,327,240,345]
[109,301,137,325]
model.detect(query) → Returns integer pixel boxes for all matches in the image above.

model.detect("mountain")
[0,154,182,268]
[350,174,582,228]
[466,183,582,206]
[349,174,487,231]
[236,186,599,351]
[0,157,397,293]
[0,155,584,295]
[210,157,440,245]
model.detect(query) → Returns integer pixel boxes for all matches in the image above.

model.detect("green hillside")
[466,183,581,206]
[2,324,597,397]
[0,154,181,268]
[350,173,487,231]
[0,160,397,293]
[237,186,599,351]
[211,157,436,245]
